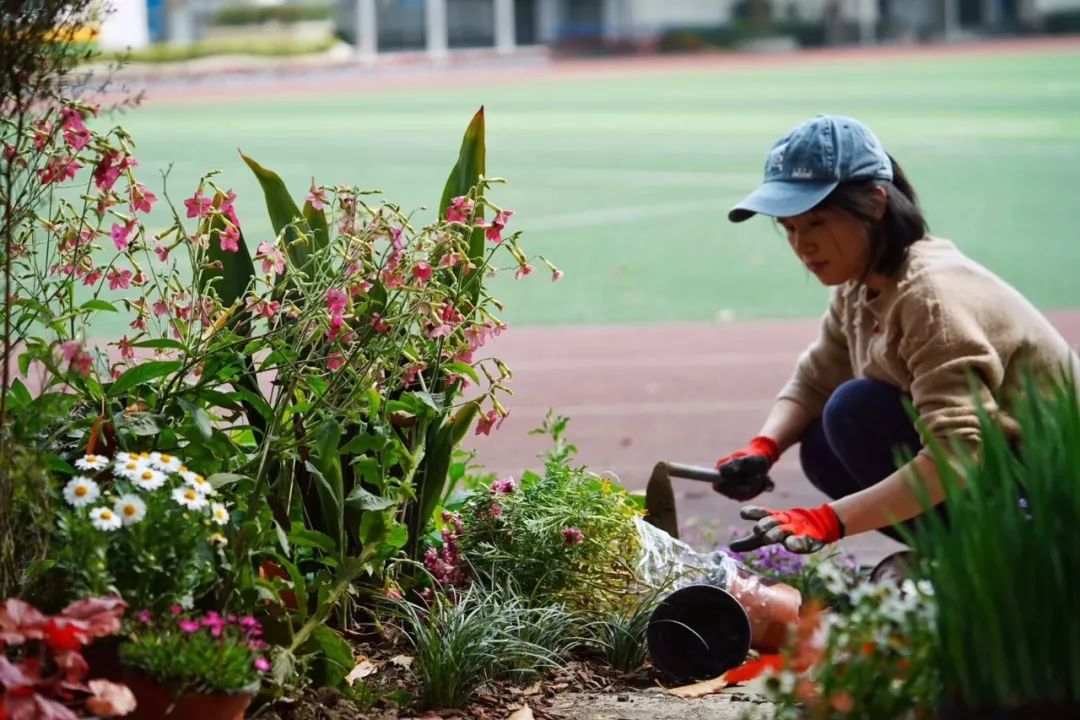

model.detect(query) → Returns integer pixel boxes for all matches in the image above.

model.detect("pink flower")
[59,341,92,376]
[515,264,534,280]
[82,268,103,287]
[485,210,514,244]
[184,191,212,219]
[202,611,227,638]
[169,604,183,615]
[428,323,452,340]
[31,119,52,150]
[219,225,240,253]
[107,268,132,290]
[389,226,405,251]
[135,610,152,625]
[371,313,390,334]
[562,526,585,546]
[93,151,120,191]
[256,241,286,275]
[490,477,514,495]
[63,125,92,151]
[306,180,327,211]
[154,239,169,262]
[326,351,346,371]
[117,335,135,360]
[178,619,200,634]
[37,155,81,185]
[129,183,156,214]
[439,251,463,269]
[253,657,271,673]
[552,268,565,282]
[245,297,280,320]
[475,409,498,436]
[326,288,348,317]
[218,189,240,226]
[152,299,169,317]
[110,221,136,252]
[412,261,432,285]
[446,196,475,223]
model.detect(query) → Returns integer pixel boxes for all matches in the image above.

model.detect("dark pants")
[799,378,927,544]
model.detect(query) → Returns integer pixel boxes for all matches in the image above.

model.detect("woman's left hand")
[729,503,845,554]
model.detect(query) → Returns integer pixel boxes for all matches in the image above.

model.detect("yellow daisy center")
[185,490,197,501]
[194,475,206,485]
[125,462,138,470]
[180,465,189,473]
[75,485,88,497]
[141,470,154,480]
[138,452,150,458]
[122,504,137,516]
[100,510,113,520]
[161,454,172,463]
[87,454,98,462]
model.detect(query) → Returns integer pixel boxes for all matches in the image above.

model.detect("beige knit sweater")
[779,236,1080,456]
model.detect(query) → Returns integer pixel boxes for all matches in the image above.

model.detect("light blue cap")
[729,115,893,223]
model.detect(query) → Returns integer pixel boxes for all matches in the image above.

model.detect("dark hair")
[816,154,928,277]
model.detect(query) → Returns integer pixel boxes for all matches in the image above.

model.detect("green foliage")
[120,609,267,694]
[212,3,333,27]
[909,372,1080,710]
[583,591,658,673]
[94,38,338,64]
[0,441,54,597]
[389,583,571,709]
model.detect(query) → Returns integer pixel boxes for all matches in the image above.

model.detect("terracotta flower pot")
[122,667,253,720]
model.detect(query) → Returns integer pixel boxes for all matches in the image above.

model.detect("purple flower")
[178,619,201,634]
[135,610,152,625]
[489,477,515,495]
[562,526,584,546]
[202,611,227,638]
[169,604,183,615]
[253,656,271,672]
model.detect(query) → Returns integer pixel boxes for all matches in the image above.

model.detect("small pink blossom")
[475,409,498,436]
[63,125,92,151]
[184,191,212,219]
[93,151,121,191]
[515,264,534,280]
[371,313,390,334]
[306,180,327,211]
[562,526,585,546]
[446,196,475,223]
[485,210,514,244]
[245,297,281,320]
[129,183,156,214]
[59,341,92,376]
[110,221,136,251]
[439,251,463,269]
[219,225,240,253]
[253,657,271,673]
[428,323,452,339]
[169,604,183,615]
[107,268,132,290]
[412,261,433,285]
[117,335,135,360]
[135,610,152,625]
[490,477,514,495]
[152,299,169,317]
[350,280,372,297]
[256,241,286,275]
[37,155,81,185]
[218,189,240,226]
[326,351,346,371]
[82,268,103,287]
[31,119,52,150]
[326,288,348,317]
[154,239,170,262]
[552,268,565,282]
[178,619,200,634]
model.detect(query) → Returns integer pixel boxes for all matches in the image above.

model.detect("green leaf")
[345,486,396,512]
[308,624,355,688]
[446,361,480,385]
[302,199,330,256]
[5,379,32,408]
[383,522,408,550]
[79,299,118,313]
[439,107,486,223]
[130,338,186,351]
[109,360,182,396]
[120,412,161,437]
[198,192,256,308]
[270,646,296,686]
[207,472,247,489]
[240,152,313,271]
[288,527,337,554]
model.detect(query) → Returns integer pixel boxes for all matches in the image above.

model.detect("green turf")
[101,48,1080,329]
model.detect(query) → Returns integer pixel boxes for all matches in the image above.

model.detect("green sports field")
[116,47,1080,327]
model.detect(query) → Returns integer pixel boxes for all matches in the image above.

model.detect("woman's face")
[779,207,880,290]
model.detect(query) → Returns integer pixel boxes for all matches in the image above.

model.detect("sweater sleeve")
[896,279,1005,457]
[778,291,854,418]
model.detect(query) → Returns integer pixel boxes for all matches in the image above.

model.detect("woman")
[719,115,1080,554]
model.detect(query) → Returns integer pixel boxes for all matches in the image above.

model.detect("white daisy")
[89,506,122,531]
[113,495,147,526]
[172,486,209,510]
[114,451,133,464]
[210,502,230,526]
[63,476,100,508]
[133,468,167,491]
[209,532,228,547]
[182,472,215,496]
[114,458,149,481]
[74,454,109,471]
[149,452,183,473]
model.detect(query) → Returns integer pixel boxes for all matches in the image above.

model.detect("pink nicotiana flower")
[31,119,52,151]
[110,221,136,252]
[218,189,240,226]
[129,182,156,214]
[306,180,327,211]
[253,657,271,673]
[154,239,169,262]
[371,313,390,334]
[515,264,534,280]
[117,335,135,360]
[82,268,103,287]
[256,241,286,275]
[446,196,475,223]
[490,477,514,495]
[219,225,240,253]
[326,351,346,371]
[245,297,280,320]
[428,323,452,340]
[412,261,432,285]
[326,288,348,317]
[184,190,212,219]
[485,210,514,244]
[63,124,92,151]
[37,155,81,185]
[552,268,564,281]
[475,409,499,436]
[178,619,200,634]
[59,341,92,376]
[107,268,132,290]
[438,251,463,269]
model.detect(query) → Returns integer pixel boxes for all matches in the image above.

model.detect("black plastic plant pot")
[646,584,752,684]
[938,702,1080,720]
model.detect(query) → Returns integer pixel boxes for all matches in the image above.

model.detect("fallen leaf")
[522,682,541,696]
[667,673,730,699]
[388,654,414,669]
[344,656,378,686]
[506,705,534,720]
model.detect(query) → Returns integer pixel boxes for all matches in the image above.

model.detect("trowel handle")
[660,462,724,483]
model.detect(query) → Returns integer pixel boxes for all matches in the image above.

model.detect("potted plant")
[119,608,269,719]
[911,373,1080,718]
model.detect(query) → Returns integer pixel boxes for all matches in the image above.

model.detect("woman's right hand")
[713,436,779,501]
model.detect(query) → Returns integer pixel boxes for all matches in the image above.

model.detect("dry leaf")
[667,673,730,698]
[522,682,541,696]
[506,705,534,720]
[344,656,378,686]
[388,654,414,669]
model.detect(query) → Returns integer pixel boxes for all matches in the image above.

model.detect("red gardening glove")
[712,436,780,501]
[729,503,845,554]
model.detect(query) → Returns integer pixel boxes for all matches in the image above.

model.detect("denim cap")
[728,115,893,223]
